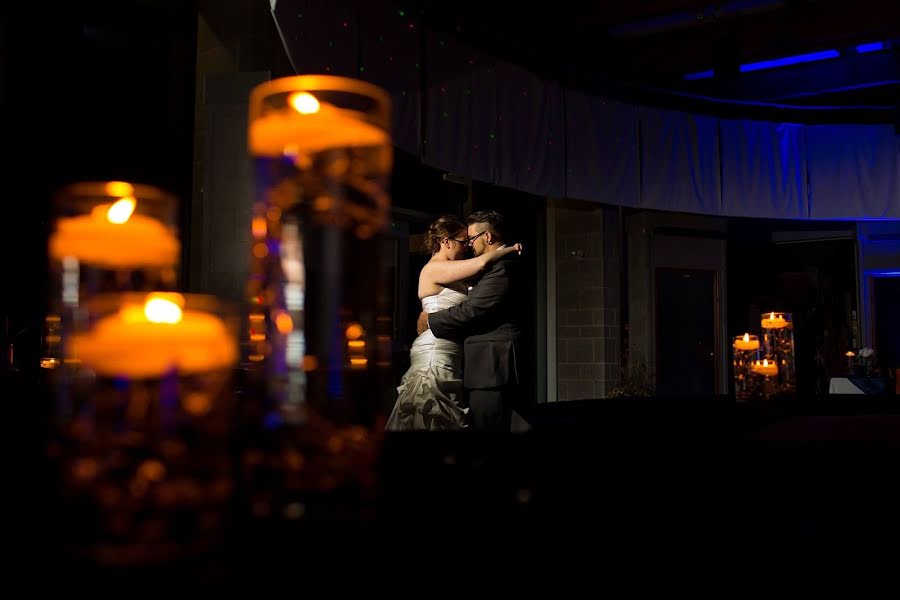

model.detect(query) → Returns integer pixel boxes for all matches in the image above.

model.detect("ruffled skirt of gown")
[385,332,468,431]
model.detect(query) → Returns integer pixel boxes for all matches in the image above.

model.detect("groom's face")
[467,224,486,257]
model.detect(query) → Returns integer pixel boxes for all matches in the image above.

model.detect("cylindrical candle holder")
[48,292,238,565]
[761,311,796,395]
[48,181,179,295]
[732,333,760,400]
[241,75,393,525]
[44,181,180,376]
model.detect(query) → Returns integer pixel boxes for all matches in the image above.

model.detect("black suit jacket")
[429,256,522,390]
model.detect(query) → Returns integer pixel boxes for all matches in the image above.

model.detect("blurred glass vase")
[44,181,180,403]
[51,292,238,565]
[241,75,394,525]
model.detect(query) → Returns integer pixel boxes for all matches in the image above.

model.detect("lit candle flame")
[743,333,750,342]
[144,293,184,324]
[770,312,776,319]
[289,92,320,114]
[763,359,769,367]
[106,197,136,224]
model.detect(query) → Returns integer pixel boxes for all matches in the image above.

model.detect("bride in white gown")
[386,215,522,431]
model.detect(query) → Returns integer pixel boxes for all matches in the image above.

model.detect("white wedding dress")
[385,287,469,431]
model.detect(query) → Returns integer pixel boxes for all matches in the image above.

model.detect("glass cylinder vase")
[45,181,181,420]
[732,333,761,400]
[48,292,239,565]
[761,311,796,395]
[241,75,393,525]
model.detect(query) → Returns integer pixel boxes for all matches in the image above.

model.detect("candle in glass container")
[751,359,778,377]
[50,198,180,269]
[71,293,236,378]
[761,312,789,329]
[733,333,760,351]
[249,93,389,158]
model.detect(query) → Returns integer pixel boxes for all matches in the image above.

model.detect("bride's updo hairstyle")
[422,215,466,255]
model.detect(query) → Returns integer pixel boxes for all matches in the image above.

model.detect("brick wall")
[555,202,621,400]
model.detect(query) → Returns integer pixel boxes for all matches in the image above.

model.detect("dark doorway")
[656,268,717,396]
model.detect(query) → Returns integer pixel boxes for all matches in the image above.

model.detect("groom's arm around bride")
[417,210,523,431]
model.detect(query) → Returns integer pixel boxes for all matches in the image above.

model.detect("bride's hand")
[498,243,523,255]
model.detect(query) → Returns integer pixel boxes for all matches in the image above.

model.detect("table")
[829,376,893,395]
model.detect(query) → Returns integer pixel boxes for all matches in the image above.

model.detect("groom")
[417,210,522,431]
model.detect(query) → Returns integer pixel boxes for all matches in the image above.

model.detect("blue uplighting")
[683,69,715,81]
[740,50,840,73]
[856,42,885,54]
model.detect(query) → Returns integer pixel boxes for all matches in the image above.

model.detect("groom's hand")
[416,311,429,335]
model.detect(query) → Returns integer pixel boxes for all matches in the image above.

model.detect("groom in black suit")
[417,210,523,431]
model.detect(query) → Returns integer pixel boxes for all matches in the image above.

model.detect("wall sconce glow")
[856,42,885,54]
[739,49,840,73]
[289,92,320,114]
[106,197,136,224]
[683,68,714,81]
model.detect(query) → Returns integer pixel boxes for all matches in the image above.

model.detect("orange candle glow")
[71,293,237,378]
[751,359,778,377]
[761,312,789,329]
[733,333,760,351]
[50,200,179,268]
[249,98,388,158]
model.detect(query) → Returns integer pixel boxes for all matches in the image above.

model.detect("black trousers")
[468,388,513,431]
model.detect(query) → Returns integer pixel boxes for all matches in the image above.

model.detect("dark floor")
[5,384,900,587]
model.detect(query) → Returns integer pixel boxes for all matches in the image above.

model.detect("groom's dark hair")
[467,210,505,242]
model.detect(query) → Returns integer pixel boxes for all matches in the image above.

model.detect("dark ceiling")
[406,0,900,122]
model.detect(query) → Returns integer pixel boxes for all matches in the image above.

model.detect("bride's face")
[445,230,469,260]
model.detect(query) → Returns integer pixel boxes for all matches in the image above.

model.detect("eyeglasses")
[447,237,468,245]
[467,231,488,246]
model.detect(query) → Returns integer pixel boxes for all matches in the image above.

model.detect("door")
[656,268,717,396]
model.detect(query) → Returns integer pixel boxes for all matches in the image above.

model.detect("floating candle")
[50,201,179,269]
[733,333,760,351]
[71,293,236,378]
[249,98,388,158]
[751,359,778,377]
[761,312,789,329]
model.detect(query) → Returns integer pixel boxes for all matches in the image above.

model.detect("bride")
[386,215,522,431]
